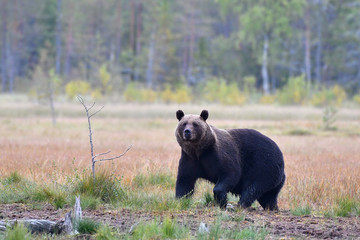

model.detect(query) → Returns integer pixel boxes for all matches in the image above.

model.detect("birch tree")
[236,0,304,95]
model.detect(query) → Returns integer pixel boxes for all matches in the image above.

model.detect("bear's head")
[175,110,210,146]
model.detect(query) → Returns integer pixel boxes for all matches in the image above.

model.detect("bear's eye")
[193,123,199,128]
[182,122,187,127]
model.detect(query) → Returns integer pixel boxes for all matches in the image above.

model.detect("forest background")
[1,0,360,106]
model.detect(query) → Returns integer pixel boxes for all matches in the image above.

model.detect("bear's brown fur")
[175,109,285,210]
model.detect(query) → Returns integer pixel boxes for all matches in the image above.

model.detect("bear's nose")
[184,129,191,139]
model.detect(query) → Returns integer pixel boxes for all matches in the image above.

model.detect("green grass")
[32,187,68,209]
[133,172,175,188]
[3,172,23,185]
[122,190,192,211]
[77,218,101,235]
[129,217,189,239]
[197,219,268,240]
[74,171,125,203]
[286,128,312,136]
[95,225,118,240]
[334,197,360,217]
[225,226,268,240]
[197,219,222,240]
[291,205,312,216]
[4,224,32,240]
[76,194,102,210]
[203,191,215,207]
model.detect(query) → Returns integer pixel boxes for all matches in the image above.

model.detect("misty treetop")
[1,0,360,104]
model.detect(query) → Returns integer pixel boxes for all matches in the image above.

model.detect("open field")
[0,95,360,239]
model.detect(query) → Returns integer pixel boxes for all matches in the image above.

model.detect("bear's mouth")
[183,134,192,141]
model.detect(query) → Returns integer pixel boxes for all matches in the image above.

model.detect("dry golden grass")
[0,97,359,211]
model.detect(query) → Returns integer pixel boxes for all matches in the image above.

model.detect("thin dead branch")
[77,95,132,182]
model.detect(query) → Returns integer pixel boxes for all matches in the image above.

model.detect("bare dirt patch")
[1,204,359,239]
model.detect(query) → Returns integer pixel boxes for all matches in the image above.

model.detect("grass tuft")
[74,171,125,203]
[77,218,101,235]
[225,226,268,240]
[95,225,117,240]
[203,191,215,206]
[334,197,359,217]
[32,186,68,209]
[291,205,312,216]
[130,218,188,239]
[4,172,23,185]
[4,223,32,240]
[78,194,102,210]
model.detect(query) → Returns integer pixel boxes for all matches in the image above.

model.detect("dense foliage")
[1,0,360,103]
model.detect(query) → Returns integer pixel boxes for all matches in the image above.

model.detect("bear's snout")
[184,129,192,140]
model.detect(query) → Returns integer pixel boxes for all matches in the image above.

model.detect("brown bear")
[175,109,285,210]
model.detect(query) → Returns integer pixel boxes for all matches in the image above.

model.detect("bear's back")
[226,128,284,167]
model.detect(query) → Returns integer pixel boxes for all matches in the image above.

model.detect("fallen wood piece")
[0,210,73,235]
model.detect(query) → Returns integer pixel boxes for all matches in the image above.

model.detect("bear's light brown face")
[175,110,209,144]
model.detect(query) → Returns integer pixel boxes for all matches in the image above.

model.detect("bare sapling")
[77,95,132,182]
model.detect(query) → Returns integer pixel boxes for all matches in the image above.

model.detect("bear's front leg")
[213,185,227,208]
[175,154,199,199]
[175,177,196,199]
[213,174,238,209]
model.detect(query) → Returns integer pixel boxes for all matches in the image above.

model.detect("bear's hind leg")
[258,176,285,211]
[257,190,279,211]
[238,185,261,209]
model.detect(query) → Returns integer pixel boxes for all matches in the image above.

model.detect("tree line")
[1,0,360,102]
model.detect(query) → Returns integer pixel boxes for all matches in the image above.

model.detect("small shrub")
[243,75,257,95]
[322,106,338,131]
[77,218,101,235]
[277,75,308,105]
[91,88,103,100]
[220,82,246,105]
[160,84,174,103]
[123,82,141,102]
[311,85,347,107]
[123,83,157,103]
[65,80,91,99]
[203,77,221,102]
[203,78,246,105]
[5,223,32,240]
[352,94,360,105]
[139,89,158,103]
[99,63,113,94]
[259,95,276,104]
[173,84,192,103]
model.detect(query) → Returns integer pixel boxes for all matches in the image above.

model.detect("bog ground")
[0,95,360,239]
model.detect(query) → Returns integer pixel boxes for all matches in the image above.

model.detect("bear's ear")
[176,110,185,121]
[200,110,209,121]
